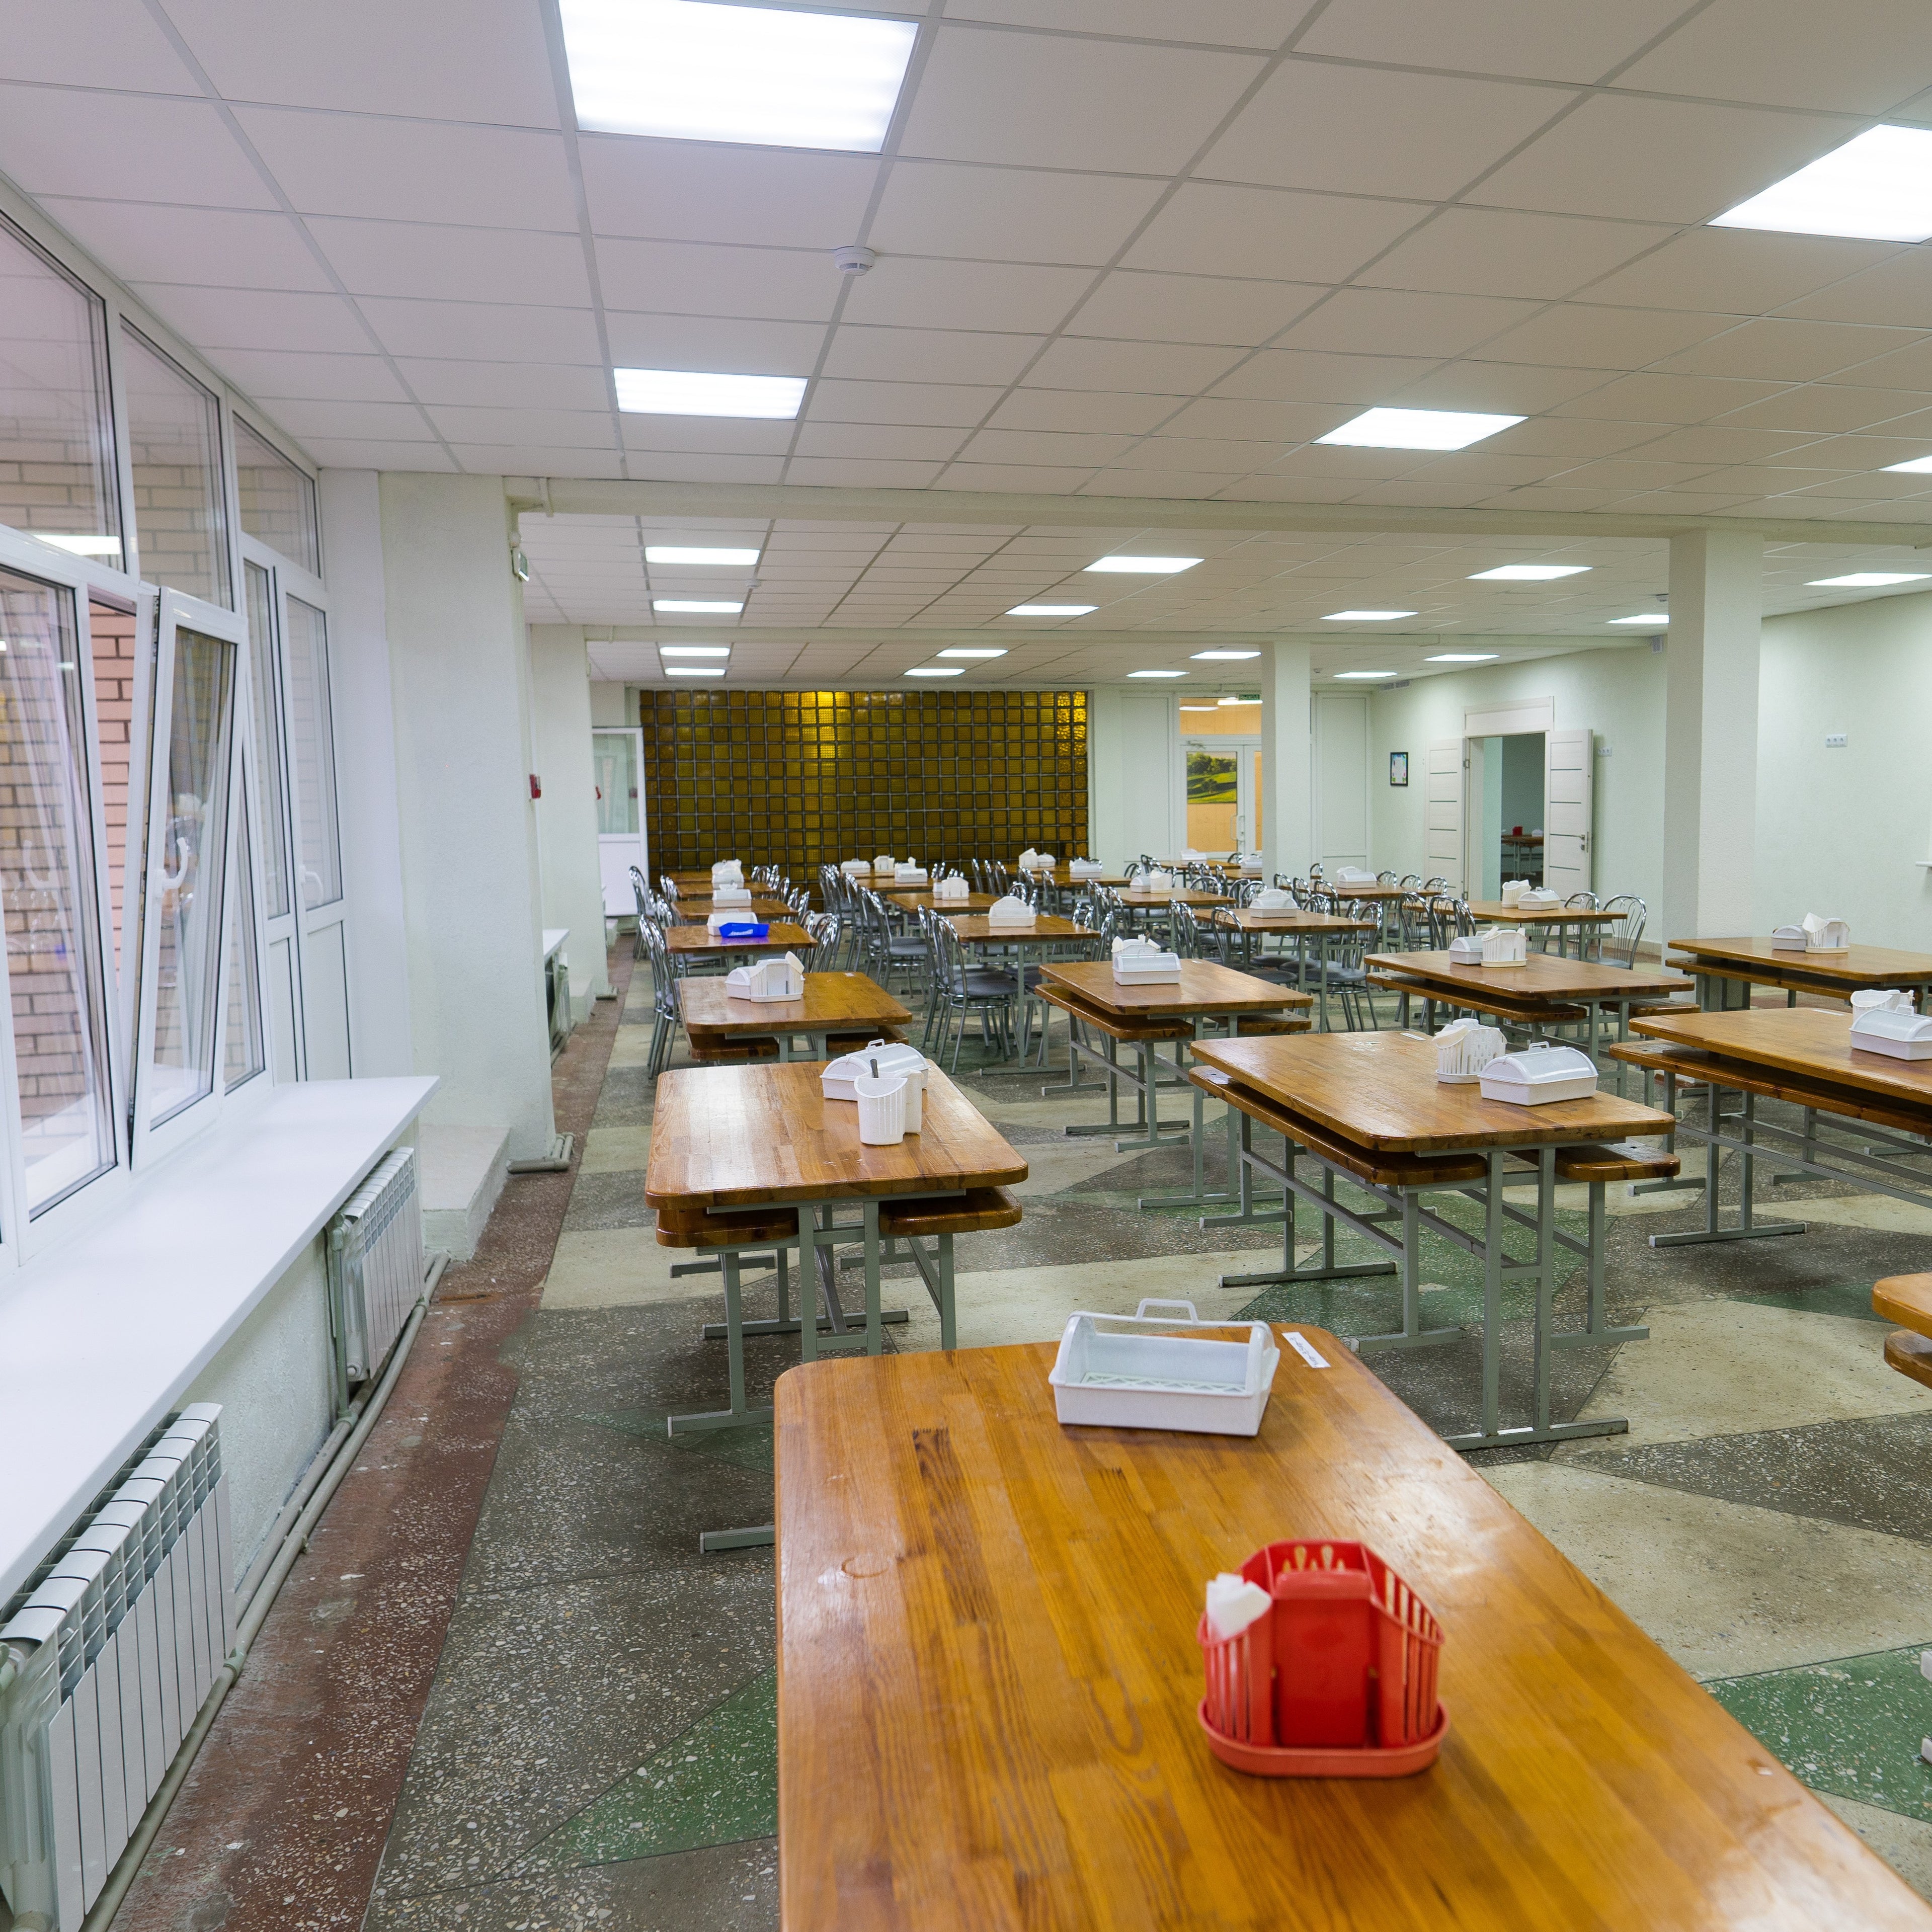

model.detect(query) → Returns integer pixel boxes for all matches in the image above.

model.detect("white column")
[589,680,630,727]
[1662,530,1762,941]
[380,473,556,1166]
[529,625,613,1010]
[1259,641,1313,883]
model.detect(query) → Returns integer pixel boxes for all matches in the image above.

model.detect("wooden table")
[873,890,996,913]
[1624,1005,1932,1251]
[675,972,910,1062]
[1024,866,1131,888]
[949,914,1098,1061]
[670,896,794,924]
[1668,935,1932,1010]
[663,919,816,960]
[1214,907,1377,1030]
[1467,901,1623,958]
[1116,888,1232,909]
[1037,960,1311,1209]
[774,1335,1929,1931]
[1368,949,1694,1062]
[1190,1029,1673,1447]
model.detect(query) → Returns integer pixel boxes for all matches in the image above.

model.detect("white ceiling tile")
[1200,62,1566,199]
[1820,338,1932,395]
[933,462,1104,493]
[1271,288,1539,359]
[1476,97,1848,224]
[839,257,1093,333]
[171,0,560,122]
[1780,251,1932,332]
[579,139,877,250]
[1107,436,1279,469]
[393,359,609,410]
[1063,270,1319,347]
[985,390,1177,434]
[1554,372,1788,422]
[0,86,274,207]
[604,313,824,375]
[427,406,614,448]
[1475,418,1675,458]
[358,298,602,363]
[1358,208,1675,303]
[868,161,1164,267]
[596,240,840,323]
[1473,304,1727,370]
[1586,229,1899,317]
[1205,350,1436,404]
[806,380,1005,426]
[939,0,1314,46]
[128,283,370,353]
[454,445,625,478]
[1121,183,1421,285]
[783,456,949,488]
[0,2,202,88]
[1713,385,1932,433]
[1537,458,1727,493]
[209,348,409,402]
[260,398,433,440]
[1616,0,1932,113]
[621,417,795,456]
[954,426,1125,464]
[821,326,1048,385]
[296,436,455,470]
[1021,338,1246,393]
[38,199,329,292]
[1296,0,1691,83]
[1388,361,1614,413]
[791,423,972,461]
[1655,319,1924,383]
[1622,425,1829,463]
[308,219,591,305]
[900,26,1264,173]
[234,109,577,230]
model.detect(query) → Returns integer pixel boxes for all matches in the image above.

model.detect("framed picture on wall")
[1389,752,1409,787]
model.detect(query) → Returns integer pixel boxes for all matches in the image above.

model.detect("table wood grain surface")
[1190,1028,1673,1152]
[1631,1004,1932,1106]
[1367,949,1693,1002]
[1320,881,1410,900]
[948,913,1095,942]
[663,920,817,957]
[674,972,911,1037]
[1117,889,1234,908]
[1040,958,1312,1017]
[1213,908,1376,934]
[774,1336,1927,1931]
[670,897,794,923]
[646,1059,1027,1210]
[1465,901,1622,925]
[1667,936,1932,986]
[1026,867,1132,887]
[875,891,998,912]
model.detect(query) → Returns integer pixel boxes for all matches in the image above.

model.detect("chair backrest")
[1564,891,1599,910]
[1168,902,1200,957]
[805,910,841,959]
[1397,873,1421,891]
[629,865,650,915]
[1376,869,1397,885]
[1598,894,1646,967]
[1420,876,1447,894]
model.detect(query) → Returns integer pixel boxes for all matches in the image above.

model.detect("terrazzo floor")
[359,956,1932,1928]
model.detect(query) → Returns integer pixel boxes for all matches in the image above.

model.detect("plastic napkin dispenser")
[1478,1041,1597,1105]
[725,952,802,1002]
[1069,857,1103,875]
[1515,888,1560,911]
[710,882,751,907]
[1433,1017,1506,1084]
[1251,888,1296,911]
[1451,927,1527,967]
[1850,1006,1932,1060]
[987,894,1035,927]
[710,860,743,885]
[894,863,928,883]
[1334,867,1376,887]
[822,1039,927,1101]
[933,876,969,900]
[1113,941,1182,985]
[841,857,869,875]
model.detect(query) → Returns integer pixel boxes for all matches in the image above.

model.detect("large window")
[244,561,291,919]
[222,781,264,1092]
[121,326,230,609]
[235,417,319,577]
[0,217,119,564]
[284,597,341,908]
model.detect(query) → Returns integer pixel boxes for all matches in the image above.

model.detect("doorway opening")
[1476,732,1544,898]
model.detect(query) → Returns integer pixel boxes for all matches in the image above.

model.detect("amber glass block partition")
[640,687,1088,879]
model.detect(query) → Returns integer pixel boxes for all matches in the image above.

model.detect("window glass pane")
[244,562,291,918]
[234,418,318,575]
[122,326,230,608]
[284,597,341,908]
[0,218,120,563]
[149,624,234,1125]
[595,732,638,835]
[0,565,117,1214]
[223,777,264,1091]
[88,597,138,982]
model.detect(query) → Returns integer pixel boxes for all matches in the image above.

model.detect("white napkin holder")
[1239,857,1263,877]
[822,1039,927,1103]
[1181,847,1206,861]
[987,895,1035,927]
[1434,1017,1507,1084]
[724,952,802,1002]
[1335,866,1377,886]
[1852,988,1912,1014]
[710,882,752,907]
[705,910,742,933]
[872,853,895,874]
[1017,846,1040,869]
[893,864,928,883]
[841,857,869,875]
[1451,926,1527,966]
[710,860,743,886]
[933,875,970,901]
[853,1072,907,1145]
[1113,940,1182,985]
[1850,1006,1932,1060]
[1029,853,1055,871]
[1048,1300,1279,1437]
[1069,857,1103,875]
[1251,887,1296,911]
[1500,879,1529,908]
[1145,867,1174,890]
[1805,913,1849,953]
[1479,1041,1598,1106]
[1515,888,1560,911]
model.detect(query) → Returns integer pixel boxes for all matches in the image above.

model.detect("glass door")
[1183,738,1259,854]
[594,727,647,915]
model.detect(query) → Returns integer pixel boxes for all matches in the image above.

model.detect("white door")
[1426,739,1464,891]
[1544,728,1593,899]
[595,727,647,914]
[1315,693,1369,871]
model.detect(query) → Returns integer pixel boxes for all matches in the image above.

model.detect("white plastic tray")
[1048,1300,1279,1436]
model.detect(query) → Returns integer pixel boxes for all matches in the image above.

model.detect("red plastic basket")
[1197,1540,1447,1777]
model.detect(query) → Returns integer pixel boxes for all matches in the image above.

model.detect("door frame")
[593,725,648,913]
[1178,734,1258,854]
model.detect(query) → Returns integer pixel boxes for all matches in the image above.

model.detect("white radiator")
[0,1406,233,1931]
[327,1146,425,1404]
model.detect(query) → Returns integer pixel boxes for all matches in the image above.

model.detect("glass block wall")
[640,687,1088,878]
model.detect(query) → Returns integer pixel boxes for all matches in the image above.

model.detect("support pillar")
[1259,641,1313,883]
[529,624,613,1010]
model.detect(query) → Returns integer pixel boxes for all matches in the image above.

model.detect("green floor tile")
[523,1667,778,1870]
[1708,1647,1932,1822]
[1726,1279,1892,1325]
[585,1406,776,1473]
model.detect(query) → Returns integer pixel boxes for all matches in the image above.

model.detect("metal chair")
[629,865,653,958]
[923,912,1017,1070]
[1597,895,1647,967]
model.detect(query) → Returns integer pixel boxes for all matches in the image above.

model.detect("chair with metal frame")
[923,909,1018,1069]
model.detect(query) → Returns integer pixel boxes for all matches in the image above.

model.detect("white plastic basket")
[1048,1300,1280,1436]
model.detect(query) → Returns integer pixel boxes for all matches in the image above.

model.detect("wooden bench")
[1366,971,1588,1032]
[1665,959,1854,1007]
[873,1184,1023,1349]
[1608,1040,1932,1138]
[1550,1143,1680,1185]
[683,1023,907,1065]
[1874,1273,1932,1390]
[1034,982,1192,1043]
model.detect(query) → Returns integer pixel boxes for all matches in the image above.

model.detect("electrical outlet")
[1596,744,1612,756]
[1824,732,1847,749]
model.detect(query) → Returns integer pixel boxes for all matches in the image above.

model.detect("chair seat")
[656,1204,799,1249]
[1884,1329,1932,1389]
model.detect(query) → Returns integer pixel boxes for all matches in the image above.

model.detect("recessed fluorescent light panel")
[906,666,963,677]
[1807,572,1931,587]
[1317,408,1524,451]
[937,647,1007,659]
[1608,616,1668,627]
[560,0,917,153]
[1190,649,1259,660]
[645,545,760,566]
[1178,703,1217,711]
[1084,555,1201,574]
[1884,455,1932,473]
[1216,696,1255,706]
[654,599,743,613]
[1128,670,1185,678]
[1006,603,1095,617]
[1712,125,1932,243]
[1426,653,1499,662]
[1323,610,1416,621]
[664,667,727,677]
[658,644,731,657]
[615,368,806,419]
[36,533,121,556]
[1333,671,1395,680]
[1469,564,1590,581]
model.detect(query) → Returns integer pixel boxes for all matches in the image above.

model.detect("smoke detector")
[832,245,876,276]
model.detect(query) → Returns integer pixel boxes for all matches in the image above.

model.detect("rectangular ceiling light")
[654,598,743,613]
[1712,126,1932,243]
[1469,564,1590,581]
[1884,455,1932,473]
[1178,703,1217,711]
[1317,408,1523,451]
[906,666,964,677]
[560,0,917,153]
[664,667,727,677]
[1324,609,1416,621]
[1084,555,1201,573]
[616,368,806,418]
[1190,649,1259,660]
[937,647,1007,659]
[646,544,761,565]
[1334,670,1396,679]
[1128,669,1185,678]
[1216,695,1256,706]
[1607,615,1668,626]
[1426,652,1499,661]
[36,533,122,556]
[659,643,731,656]
[1807,572,1931,587]
[1006,603,1096,616]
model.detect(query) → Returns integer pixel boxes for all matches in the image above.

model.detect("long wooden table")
[1467,900,1623,958]
[1668,935,1932,1009]
[1190,1029,1673,1447]
[670,895,794,924]
[874,889,996,913]
[675,971,910,1062]
[774,1335,1930,1930]
[1213,907,1376,1029]
[663,918,816,960]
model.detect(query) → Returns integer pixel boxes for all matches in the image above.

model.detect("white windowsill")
[0,1075,436,1605]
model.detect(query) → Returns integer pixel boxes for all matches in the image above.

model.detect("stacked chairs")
[922,911,1018,1070]
[634,918,687,1076]
[629,865,654,957]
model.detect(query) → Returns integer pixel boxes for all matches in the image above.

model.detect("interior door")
[1544,728,1594,899]
[595,726,647,913]
[1182,741,1244,853]
[1426,739,1464,891]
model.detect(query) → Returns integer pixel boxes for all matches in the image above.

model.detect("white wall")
[1314,692,1369,870]
[529,625,612,1009]
[589,681,630,727]
[1089,686,1176,866]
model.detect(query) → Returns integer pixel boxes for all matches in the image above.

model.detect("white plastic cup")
[854,1073,908,1144]
[899,1065,927,1133]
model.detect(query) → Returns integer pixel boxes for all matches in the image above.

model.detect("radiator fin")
[328,1146,425,1394]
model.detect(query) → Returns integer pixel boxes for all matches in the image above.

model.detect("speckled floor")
[302,956,1932,1925]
